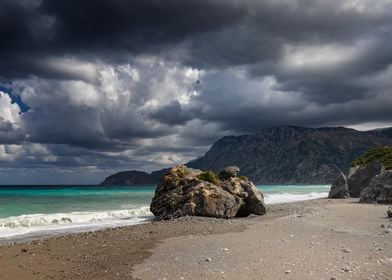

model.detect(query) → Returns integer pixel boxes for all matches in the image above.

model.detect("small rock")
[343,266,352,272]
[330,277,337,280]
[284,270,291,274]
[342,249,352,253]
[384,257,392,265]
[218,166,240,180]
[21,249,27,253]
[388,207,392,218]
[205,258,212,262]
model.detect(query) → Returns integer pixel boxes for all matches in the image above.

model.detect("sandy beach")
[1,199,391,280]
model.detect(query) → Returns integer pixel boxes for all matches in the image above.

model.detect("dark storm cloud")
[1,0,392,183]
[0,0,247,79]
[149,100,195,125]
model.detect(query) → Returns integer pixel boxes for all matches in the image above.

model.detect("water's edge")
[0,185,329,243]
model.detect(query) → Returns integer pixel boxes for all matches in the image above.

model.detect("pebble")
[284,270,291,274]
[384,257,392,265]
[342,249,352,253]
[206,258,212,262]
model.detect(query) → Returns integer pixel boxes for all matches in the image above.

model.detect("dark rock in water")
[218,166,240,180]
[150,165,267,220]
[328,173,350,199]
[347,161,385,197]
[359,172,392,203]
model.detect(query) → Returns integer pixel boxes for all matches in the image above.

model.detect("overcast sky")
[1,0,392,184]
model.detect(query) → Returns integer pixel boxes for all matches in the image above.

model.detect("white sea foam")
[0,206,153,241]
[264,192,328,204]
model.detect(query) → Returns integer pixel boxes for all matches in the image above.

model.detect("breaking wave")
[264,191,328,204]
[0,206,153,240]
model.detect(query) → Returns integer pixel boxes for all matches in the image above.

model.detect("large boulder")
[150,165,267,220]
[359,172,392,203]
[347,161,385,197]
[328,173,350,199]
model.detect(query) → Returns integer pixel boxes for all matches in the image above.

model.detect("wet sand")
[1,199,391,280]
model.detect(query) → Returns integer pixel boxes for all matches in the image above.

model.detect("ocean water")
[0,184,329,242]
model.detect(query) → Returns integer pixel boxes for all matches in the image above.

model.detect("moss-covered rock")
[239,176,249,182]
[196,171,220,185]
[150,165,267,219]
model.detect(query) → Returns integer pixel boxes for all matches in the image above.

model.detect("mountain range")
[100,126,392,185]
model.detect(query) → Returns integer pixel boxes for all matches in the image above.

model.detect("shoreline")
[1,198,391,279]
[0,187,329,244]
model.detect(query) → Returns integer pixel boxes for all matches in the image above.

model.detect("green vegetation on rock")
[175,165,190,177]
[351,146,392,170]
[196,171,220,184]
[239,176,249,181]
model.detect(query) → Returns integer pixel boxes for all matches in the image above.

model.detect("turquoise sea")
[0,184,329,242]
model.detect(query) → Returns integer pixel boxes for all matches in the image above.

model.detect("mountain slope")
[186,126,392,184]
[100,169,168,186]
[100,126,392,185]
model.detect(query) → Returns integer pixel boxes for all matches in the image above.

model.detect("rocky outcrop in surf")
[150,165,267,220]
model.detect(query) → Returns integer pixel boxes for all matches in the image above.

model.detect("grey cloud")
[1,0,392,183]
[149,100,195,125]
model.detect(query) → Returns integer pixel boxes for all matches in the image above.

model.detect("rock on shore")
[348,161,385,197]
[328,173,350,199]
[359,172,392,203]
[328,145,392,203]
[150,165,267,220]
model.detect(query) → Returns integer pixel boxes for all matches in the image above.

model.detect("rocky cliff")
[187,126,392,184]
[100,126,392,185]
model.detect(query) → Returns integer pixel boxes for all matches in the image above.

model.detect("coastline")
[0,184,329,242]
[0,199,391,279]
